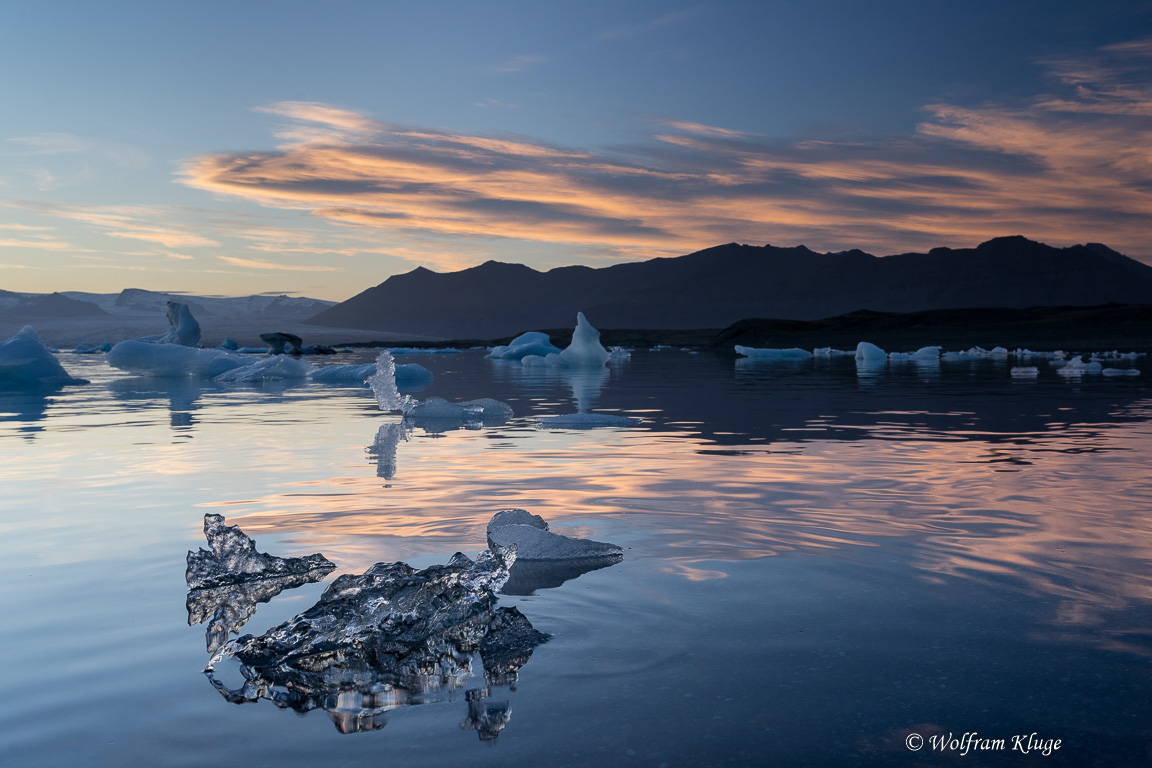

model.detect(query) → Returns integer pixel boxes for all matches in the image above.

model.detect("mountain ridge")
[308,236,1152,339]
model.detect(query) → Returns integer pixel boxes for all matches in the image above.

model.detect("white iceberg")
[486,509,623,561]
[367,351,417,413]
[213,355,313,382]
[487,332,562,361]
[555,312,611,368]
[734,346,813,360]
[138,301,201,346]
[1055,356,1103,376]
[855,341,887,364]
[0,326,87,386]
[888,346,941,362]
[106,339,246,377]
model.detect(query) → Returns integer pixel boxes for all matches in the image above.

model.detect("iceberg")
[107,339,246,377]
[367,351,417,413]
[487,332,562,361]
[0,326,88,387]
[186,513,335,590]
[888,346,941,362]
[486,509,623,561]
[814,347,855,357]
[368,350,512,427]
[1102,367,1140,376]
[138,301,201,346]
[855,341,887,364]
[212,355,313,382]
[1056,356,1103,376]
[205,547,548,737]
[311,361,433,388]
[734,346,813,360]
[556,312,611,368]
[942,346,1010,362]
[1010,366,1040,378]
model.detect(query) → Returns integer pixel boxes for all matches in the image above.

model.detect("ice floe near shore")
[486,509,623,561]
[0,326,88,386]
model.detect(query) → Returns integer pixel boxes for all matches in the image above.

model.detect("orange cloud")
[179,38,1152,263]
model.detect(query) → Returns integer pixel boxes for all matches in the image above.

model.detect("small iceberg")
[368,350,511,425]
[486,509,623,561]
[1010,366,1040,378]
[0,326,88,386]
[855,341,887,365]
[487,332,562,361]
[888,346,941,362]
[734,346,813,360]
[186,514,335,590]
[137,301,201,347]
[107,340,246,377]
[1102,368,1140,377]
[212,355,313,382]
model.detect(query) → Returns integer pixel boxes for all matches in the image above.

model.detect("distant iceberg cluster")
[736,341,1142,377]
[509,312,615,369]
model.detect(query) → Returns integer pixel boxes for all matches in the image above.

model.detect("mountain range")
[307,236,1152,339]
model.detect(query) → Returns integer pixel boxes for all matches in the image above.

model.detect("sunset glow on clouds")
[181,40,1152,267]
[2,0,1150,298]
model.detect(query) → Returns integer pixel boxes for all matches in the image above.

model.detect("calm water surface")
[2,348,1151,767]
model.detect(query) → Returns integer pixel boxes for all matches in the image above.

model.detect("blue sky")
[2,0,1151,299]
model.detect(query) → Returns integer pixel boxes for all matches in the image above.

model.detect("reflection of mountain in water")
[205,548,548,736]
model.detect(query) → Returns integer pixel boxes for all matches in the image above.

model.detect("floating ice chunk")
[1014,348,1055,359]
[213,355,313,382]
[942,346,1009,361]
[1055,356,1103,376]
[608,346,632,360]
[556,312,611,368]
[410,396,514,424]
[735,346,813,360]
[107,339,246,377]
[187,570,334,655]
[311,361,432,387]
[206,547,547,736]
[186,514,335,590]
[1102,368,1141,376]
[486,509,623,561]
[0,326,88,386]
[487,332,561,360]
[73,342,111,354]
[536,412,640,428]
[814,347,854,357]
[367,351,417,413]
[889,346,941,362]
[138,301,201,346]
[855,341,887,364]
[1010,366,1040,377]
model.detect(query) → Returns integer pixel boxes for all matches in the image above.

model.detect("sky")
[2,0,1151,301]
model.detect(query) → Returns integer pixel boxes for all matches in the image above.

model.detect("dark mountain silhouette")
[0,292,109,319]
[307,236,1152,339]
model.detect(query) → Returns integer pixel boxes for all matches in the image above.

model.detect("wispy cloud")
[599,6,707,41]
[179,39,1152,263]
[216,255,342,272]
[10,201,219,248]
[491,54,547,73]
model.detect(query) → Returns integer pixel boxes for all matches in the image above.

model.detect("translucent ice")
[487,332,561,361]
[206,547,548,736]
[0,326,87,386]
[556,312,611,368]
[409,396,514,425]
[107,340,246,377]
[735,346,813,360]
[186,513,335,590]
[486,509,623,561]
[367,351,417,413]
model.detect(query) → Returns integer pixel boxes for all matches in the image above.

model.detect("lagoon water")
[2,348,1151,767]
